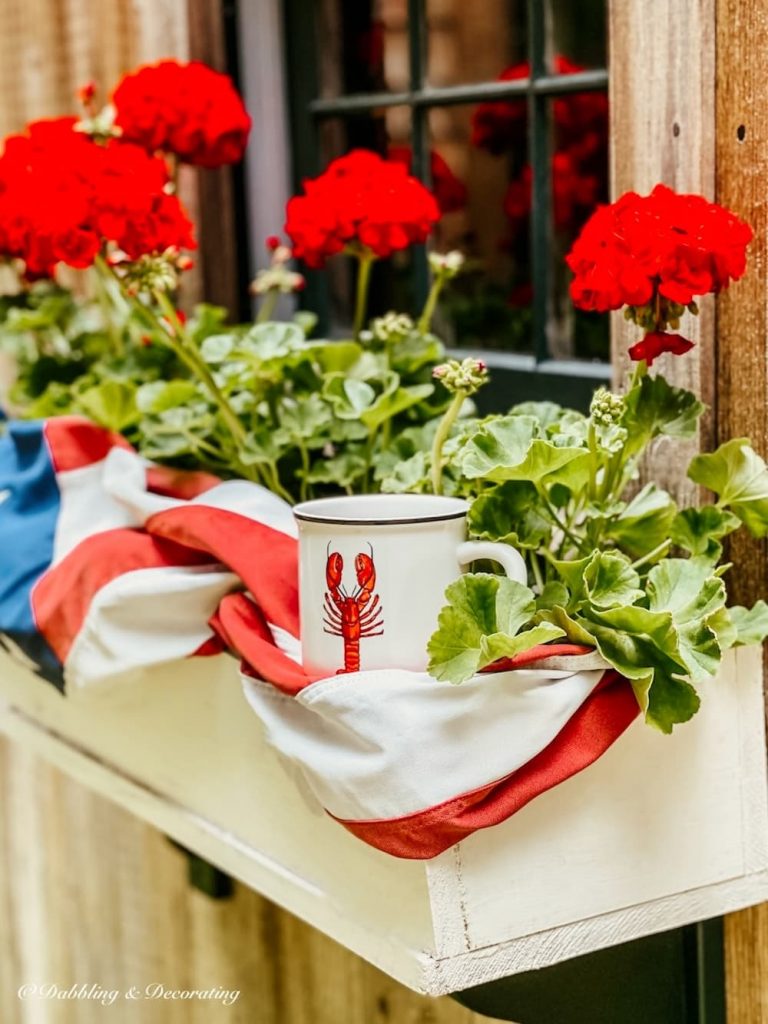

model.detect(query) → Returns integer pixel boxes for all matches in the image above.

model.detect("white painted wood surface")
[0,647,766,996]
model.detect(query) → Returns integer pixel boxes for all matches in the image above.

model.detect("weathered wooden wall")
[716,2,768,1021]
[0,2,491,1021]
[611,1,768,1021]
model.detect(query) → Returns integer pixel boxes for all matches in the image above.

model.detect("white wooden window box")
[0,646,766,996]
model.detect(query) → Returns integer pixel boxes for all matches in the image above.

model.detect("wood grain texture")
[609,0,716,500]
[716,1,768,1020]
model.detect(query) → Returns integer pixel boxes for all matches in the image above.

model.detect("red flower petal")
[628,331,695,366]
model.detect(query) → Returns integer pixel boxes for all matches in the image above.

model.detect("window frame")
[281,0,612,409]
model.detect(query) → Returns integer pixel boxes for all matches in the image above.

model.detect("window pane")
[426,0,527,87]
[549,0,607,71]
[316,0,409,99]
[427,104,533,353]
[545,90,609,360]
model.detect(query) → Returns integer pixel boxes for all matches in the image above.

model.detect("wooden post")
[716,1,768,1020]
[612,1,768,1019]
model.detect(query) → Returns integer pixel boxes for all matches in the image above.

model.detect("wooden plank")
[609,0,716,497]
[716,1,768,1020]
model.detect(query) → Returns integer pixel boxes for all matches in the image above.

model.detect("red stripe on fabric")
[147,505,300,637]
[44,417,132,473]
[192,634,227,658]
[32,528,216,661]
[146,465,221,501]
[335,671,640,860]
[211,593,311,695]
[481,643,594,672]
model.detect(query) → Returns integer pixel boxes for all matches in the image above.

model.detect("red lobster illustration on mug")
[322,543,384,673]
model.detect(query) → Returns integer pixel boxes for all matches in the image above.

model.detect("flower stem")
[257,289,280,323]
[152,289,247,449]
[93,256,125,358]
[352,250,375,339]
[628,358,648,391]
[631,539,671,570]
[537,486,584,553]
[430,391,465,495]
[417,274,444,335]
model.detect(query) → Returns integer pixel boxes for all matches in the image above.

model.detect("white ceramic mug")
[293,494,528,676]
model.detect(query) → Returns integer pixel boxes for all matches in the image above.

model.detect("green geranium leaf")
[457,415,590,488]
[468,480,552,550]
[379,451,430,493]
[323,377,377,418]
[729,601,768,646]
[535,605,599,647]
[535,582,570,610]
[277,393,333,442]
[293,310,318,337]
[360,383,434,431]
[305,450,368,489]
[479,623,567,666]
[389,333,445,375]
[577,605,698,733]
[646,558,725,681]
[188,303,230,343]
[307,340,362,374]
[688,438,768,537]
[508,401,564,431]
[583,551,644,610]
[606,484,678,560]
[670,505,741,557]
[427,573,544,683]
[199,334,235,363]
[78,380,139,432]
[136,379,198,414]
[623,374,706,457]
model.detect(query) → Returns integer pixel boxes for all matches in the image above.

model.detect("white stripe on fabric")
[241,665,606,821]
[53,452,147,564]
[65,564,238,691]
[98,449,296,536]
[267,622,302,663]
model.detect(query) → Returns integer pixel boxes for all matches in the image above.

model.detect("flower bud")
[428,250,466,280]
[432,357,488,395]
[589,387,625,427]
[370,312,414,344]
[249,264,305,296]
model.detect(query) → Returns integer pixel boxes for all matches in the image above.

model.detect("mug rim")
[293,494,469,526]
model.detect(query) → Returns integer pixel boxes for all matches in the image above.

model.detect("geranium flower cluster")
[567,184,752,364]
[285,150,441,267]
[0,118,195,279]
[472,57,608,239]
[112,60,252,168]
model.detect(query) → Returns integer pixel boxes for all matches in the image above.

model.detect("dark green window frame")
[283,0,612,411]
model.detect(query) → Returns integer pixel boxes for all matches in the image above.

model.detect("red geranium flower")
[627,331,695,366]
[285,149,440,267]
[112,60,251,168]
[567,184,752,364]
[566,185,753,313]
[389,146,468,215]
[0,117,195,279]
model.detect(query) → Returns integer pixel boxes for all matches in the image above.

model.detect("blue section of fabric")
[0,420,64,685]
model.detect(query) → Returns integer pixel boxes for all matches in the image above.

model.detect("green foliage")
[4,273,768,734]
[422,372,768,731]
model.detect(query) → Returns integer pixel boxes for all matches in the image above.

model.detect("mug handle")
[457,540,528,586]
